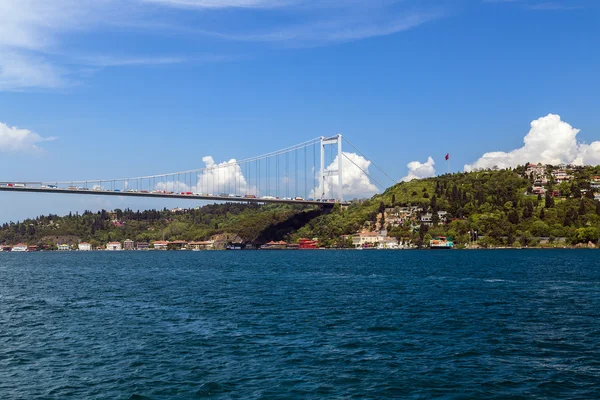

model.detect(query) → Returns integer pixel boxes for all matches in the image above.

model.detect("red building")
[298,238,318,249]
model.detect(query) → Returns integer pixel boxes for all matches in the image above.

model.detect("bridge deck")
[0,186,348,206]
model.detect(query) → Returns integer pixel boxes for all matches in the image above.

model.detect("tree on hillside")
[430,195,437,210]
[579,199,586,215]
[545,193,555,208]
[523,202,534,219]
[508,210,520,224]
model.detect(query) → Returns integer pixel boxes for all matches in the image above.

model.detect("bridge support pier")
[319,134,343,203]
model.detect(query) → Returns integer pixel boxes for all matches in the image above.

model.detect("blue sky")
[0,0,599,222]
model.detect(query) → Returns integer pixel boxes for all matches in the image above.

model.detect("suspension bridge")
[0,135,394,207]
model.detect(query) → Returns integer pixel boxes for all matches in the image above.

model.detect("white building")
[526,163,545,176]
[377,237,400,249]
[57,244,70,251]
[12,243,28,252]
[78,242,91,251]
[106,242,122,251]
[420,213,433,226]
[352,231,387,248]
[153,241,168,250]
[437,211,449,223]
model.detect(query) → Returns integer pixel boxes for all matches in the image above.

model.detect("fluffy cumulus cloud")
[464,114,600,171]
[0,121,55,153]
[155,156,249,194]
[196,156,249,194]
[401,157,436,182]
[158,151,379,199]
[311,152,378,199]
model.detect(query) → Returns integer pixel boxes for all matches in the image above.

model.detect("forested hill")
[295,164,600,247]
[2,164,600,248]
[0,203,324,248]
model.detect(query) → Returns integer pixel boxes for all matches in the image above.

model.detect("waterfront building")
[12,243,28,252]
[298,238,318,249]
[261,241,287,250]
[57,244,70,251]
[123,239,134,250]
[153,241,168,250]
[27,245,39,252]
[188,241,215,250]
[430,236,454,249]
[169,240,188,250]
[136,242,149,250]
[352,231,387,248]
[106,242,122,251]
[377,238,399,249]
[78,242,91,251]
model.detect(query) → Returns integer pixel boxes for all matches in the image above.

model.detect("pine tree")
[579,199,586,215]
[545,193,555,208]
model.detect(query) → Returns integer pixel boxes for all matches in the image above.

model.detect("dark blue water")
[1,250,600,399]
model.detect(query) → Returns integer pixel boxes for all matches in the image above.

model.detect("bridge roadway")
[0,186,348,207]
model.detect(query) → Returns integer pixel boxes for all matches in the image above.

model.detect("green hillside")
[2,164,600,249]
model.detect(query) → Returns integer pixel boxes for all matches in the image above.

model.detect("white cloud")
[311,152,378,199]
[401,157,436,182]
[0,121,56,153]
[141,0,287,8]
[197,156,249,194]
[0,0,442,90]
[464,114,600,171]
[154,156,250,195]
[0,51,67,91]
[78,55,187,67]
[214,11,439,46]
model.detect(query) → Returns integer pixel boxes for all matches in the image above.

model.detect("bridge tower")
[319,134,343,202]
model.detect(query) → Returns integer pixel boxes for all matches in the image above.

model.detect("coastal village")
[1,204,446,252]
[2,164,600,252]
[525,163,600,201]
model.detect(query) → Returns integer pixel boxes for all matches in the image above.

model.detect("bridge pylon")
[319,134,343,203]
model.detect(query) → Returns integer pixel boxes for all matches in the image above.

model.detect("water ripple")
[1,250,599,398]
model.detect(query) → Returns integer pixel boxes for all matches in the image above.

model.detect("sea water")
[1,250,599,399]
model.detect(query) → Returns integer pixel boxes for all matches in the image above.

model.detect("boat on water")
[226,243,246,250]
[430,236,454,249]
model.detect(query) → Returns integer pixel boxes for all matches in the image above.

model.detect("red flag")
[445,153,450,161]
